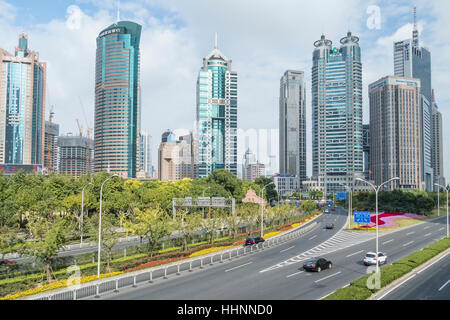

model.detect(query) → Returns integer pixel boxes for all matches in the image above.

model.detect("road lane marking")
[286,271,304,278]
[406,232,415,236]
[309,235,317,240]
[438,279,450,292]
[280,246,295,253]
[403,241,414,247]
[378,274,417,300]
[439,227,445,231]
[346,250,364,258]
[383,239,394,245]
[224,261,252,273]
[315,271,341,283]
[424,233,432,237]
[423,226,430,230]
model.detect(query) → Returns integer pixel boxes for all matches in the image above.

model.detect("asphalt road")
[378,251,450,300]
[93,210,449,300]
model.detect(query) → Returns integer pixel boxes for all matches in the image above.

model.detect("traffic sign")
[336,192,347,200]
[354,212,371,224]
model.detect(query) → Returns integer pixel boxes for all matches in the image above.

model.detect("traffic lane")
[379,252,450,300]
[95,212,347,300]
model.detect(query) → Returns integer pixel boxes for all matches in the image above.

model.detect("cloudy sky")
[0,0,448,179]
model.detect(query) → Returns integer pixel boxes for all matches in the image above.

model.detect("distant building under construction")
[58,134,93,177]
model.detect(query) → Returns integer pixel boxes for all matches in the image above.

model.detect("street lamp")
[339,183,352,229]
[97,174,119,278]
[80,180,92,247]
[356,177,400,274]
[260,182,274,237]
[434,183,449,239]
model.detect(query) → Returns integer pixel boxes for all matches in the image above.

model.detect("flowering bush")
[189,246,233,258]
[122,257,187,272]
[264,231,281,239]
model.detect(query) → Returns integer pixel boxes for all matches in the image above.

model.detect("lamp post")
[260,182,274,237]
[434,183,449,239]
[97,174,119,278]
[80,180,92,247]
[356,177,400,274]
[339,183,352,229]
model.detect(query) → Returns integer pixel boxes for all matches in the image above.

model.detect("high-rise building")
[44,120,59,173]
[244,162,265,182]
[279,70,307,183]
[431,90,444,189]
[195,34,238,178]
[58,134,93,178]
[0,34,46,166]
[138,131,152,178]
[369,76,423,190]
[158,130,195,181]
[363,124,370,180]
[94,21,142,179]
[311,32,363,193]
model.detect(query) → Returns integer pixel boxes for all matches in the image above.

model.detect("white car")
[363,252,387,266]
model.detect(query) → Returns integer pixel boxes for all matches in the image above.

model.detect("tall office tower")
[431,91,444,189]
[312,33,363,193]
[44,120,59,172]
[158,131,194,181]
[279,70,307,184]
[362,124,370,179]
[58,134,94,178]
[421,95,433,191]
[94,21,142,179]
[138,131,152,178]
[0,34,46,166]
[369,76,423,190]
[195,34,238,178]
[242,148,256,178]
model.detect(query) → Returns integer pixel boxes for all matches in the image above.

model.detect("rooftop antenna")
[214,32,218,49]
[117,0,120,23]
[412,6,419,47]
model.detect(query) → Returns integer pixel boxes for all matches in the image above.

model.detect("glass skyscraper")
[0,34,46,166]
[195,36,238,177]
[312,33,363,193]
[94,21,142,179]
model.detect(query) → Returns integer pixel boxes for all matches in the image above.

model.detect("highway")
[92,208,448,300]
[378,251,450,300]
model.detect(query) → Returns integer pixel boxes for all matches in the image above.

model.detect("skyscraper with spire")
[195,34,238,177]
[93,20,142,179]
[393,7,434,191]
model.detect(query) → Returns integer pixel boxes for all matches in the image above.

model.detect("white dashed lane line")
[286,271,304,278]
[280,246,295,253]
[383,239,394,245]
[403,241,414,247]
[346,250,364,258]
[224,261,252,273]
[309,235,317,241]
[315,271,342,283]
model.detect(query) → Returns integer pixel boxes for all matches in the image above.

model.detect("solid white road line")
[417,251,450,275]
[403,241,414,247]
[438,279,450,292]
[224,261,252,273]
[383,239,394,245]
[286,271,304,278]
[315,271,341,283]
[377,274,417,300]
[346,250,364,258]
[280,246,295,253]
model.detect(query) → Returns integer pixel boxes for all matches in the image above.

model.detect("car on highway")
[303,258,332,272]
[331,207,336,211]
[244,236,265,246]
[324,208,330,214]
[325,223,335,230]
[0,260,17,266]
[363,252,387,266]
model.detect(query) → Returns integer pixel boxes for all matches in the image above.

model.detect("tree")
[87,213,118,273]
[25,216,72,283]
[200,208,226,244]
[124,207,171,257]
[301,200,317,215]
[254,177,278,203]
[172,210,202,251]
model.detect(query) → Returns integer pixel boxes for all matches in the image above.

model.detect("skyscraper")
[195,34,238,178]
[94,21,142,179]
[431,90,444,189]
[362,124,370,180]
[369,76,423,190]
[0,34,46,166]
[311,32,363,193]
[44,120,59,172]
[58,134,93,178]
[139,131,152,178]
[279,70,307,183]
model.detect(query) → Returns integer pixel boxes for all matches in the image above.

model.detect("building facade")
[94,21,142,179]
[44,120,59,173]
[0,34,46,166]
[138,131,152,178]
[195,35,238,178]
[279,70,307,183]
[362,124,370,180]
[312,32,364,193]
[244,162,265,182]
[272,174,300,196]
[431,92,444,189]
[158,131,195,181]
[369,76,423,190]
[58,134,94,177]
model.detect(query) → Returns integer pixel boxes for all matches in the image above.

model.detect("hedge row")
[324,237,450,300]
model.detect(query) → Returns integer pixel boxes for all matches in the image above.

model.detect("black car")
[325,223,335,230]
[245,236,265,246]
[303,258,332,272]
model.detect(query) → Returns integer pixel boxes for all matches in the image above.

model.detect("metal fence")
[30,220,318,300]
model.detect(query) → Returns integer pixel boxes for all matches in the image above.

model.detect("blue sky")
[0,0,449,180]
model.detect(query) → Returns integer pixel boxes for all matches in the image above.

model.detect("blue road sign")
[329,201,334,206]
[336,192,347,201]
[354,212,371,224]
